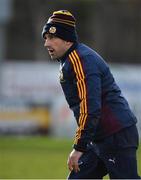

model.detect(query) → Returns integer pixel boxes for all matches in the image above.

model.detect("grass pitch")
[0,136,140,179]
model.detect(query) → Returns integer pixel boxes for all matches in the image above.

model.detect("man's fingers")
[73,163,80,173]
[67,149,83,172]
[67,157,73,171]
[69,165,73,171]
[68,158,80,172]
[67,157,80,172]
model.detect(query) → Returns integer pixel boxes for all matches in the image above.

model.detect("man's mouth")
[48,48,54,54]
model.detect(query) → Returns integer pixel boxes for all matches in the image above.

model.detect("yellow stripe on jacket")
[69,50,88,144]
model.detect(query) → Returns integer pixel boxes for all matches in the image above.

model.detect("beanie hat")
[42,10,78,42]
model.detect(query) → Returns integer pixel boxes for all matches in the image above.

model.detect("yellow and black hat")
[42,10,78,42]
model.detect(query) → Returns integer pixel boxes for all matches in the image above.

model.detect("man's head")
[42,10,78,60]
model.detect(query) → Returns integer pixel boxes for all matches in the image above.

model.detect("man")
[42,10,140,179]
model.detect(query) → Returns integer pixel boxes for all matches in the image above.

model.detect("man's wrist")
[73,143,87,152]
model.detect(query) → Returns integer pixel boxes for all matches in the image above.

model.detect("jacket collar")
[57,41,78,63]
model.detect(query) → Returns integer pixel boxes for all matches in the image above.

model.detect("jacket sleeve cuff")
[73,142,88,152]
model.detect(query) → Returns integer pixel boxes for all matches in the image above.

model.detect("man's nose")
[44,40,47,47]
[44,39,49,47]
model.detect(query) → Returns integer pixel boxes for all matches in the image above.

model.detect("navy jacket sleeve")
[69,51,102,152]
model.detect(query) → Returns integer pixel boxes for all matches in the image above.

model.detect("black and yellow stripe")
[69,50,88,144]
[51,10,76,27]
[51,18,75,27]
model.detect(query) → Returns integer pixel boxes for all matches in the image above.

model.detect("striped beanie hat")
[42,10,78,42]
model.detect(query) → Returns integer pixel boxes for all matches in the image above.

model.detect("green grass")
[0,136,72,179]
[0,136,140,179]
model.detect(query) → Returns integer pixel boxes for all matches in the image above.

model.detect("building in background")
[0,0,13,60]
[3,0,141,63]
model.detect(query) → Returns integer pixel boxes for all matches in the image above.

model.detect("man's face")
[44,34,70,60]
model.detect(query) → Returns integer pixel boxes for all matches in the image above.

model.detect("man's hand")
[67,149,83,173]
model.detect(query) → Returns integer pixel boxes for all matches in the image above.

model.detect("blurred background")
[0,0,141,179]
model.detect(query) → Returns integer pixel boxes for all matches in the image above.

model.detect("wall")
[0,62,140,138]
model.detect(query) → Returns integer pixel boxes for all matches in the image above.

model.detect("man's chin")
[50,55,56,60]
[50,55,59,60]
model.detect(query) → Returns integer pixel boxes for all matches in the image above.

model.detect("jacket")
[59,42,137,152]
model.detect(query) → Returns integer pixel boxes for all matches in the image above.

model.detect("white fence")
[0,62,140,138]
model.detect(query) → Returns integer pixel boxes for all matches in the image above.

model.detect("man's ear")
[65,41,73,46]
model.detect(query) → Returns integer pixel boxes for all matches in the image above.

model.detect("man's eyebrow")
[45,34,56,38]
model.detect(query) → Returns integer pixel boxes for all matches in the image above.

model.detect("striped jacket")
[59,42,137,152]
